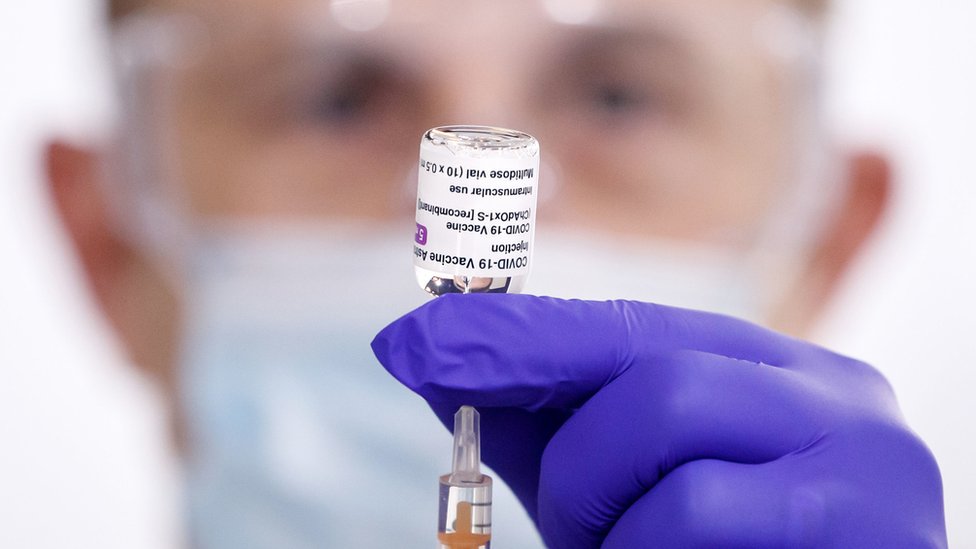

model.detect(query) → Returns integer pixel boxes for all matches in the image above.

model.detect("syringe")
[438,406,492,549]
[415,126,538,547]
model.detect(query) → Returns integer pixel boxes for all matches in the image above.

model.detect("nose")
[430,54,527,128]
[417,5,539,129]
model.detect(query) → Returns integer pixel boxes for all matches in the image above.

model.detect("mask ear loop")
[101,10,211,291]
[743,5,844,322]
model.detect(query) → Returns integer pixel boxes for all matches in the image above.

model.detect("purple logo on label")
[415,223,428,245]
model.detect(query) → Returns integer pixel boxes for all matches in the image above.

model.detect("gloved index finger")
[370,293,800,411]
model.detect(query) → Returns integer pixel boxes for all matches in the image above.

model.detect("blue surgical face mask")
[174,220,776,549]
[176,222,542,548]
[528,228,772,323]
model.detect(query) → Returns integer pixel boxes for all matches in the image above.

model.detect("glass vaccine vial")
[414,126,540,296]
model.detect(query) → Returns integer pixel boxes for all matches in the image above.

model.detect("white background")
[1,1,974,547]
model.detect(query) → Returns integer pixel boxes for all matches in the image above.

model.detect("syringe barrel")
[438,474,492,549]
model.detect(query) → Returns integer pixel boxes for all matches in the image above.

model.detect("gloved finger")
[371,294,806,411]
[537,350,819,546]
[601,458,826,549]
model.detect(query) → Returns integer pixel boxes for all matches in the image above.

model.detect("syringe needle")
[451,406,483,484]
[438,406,492,549]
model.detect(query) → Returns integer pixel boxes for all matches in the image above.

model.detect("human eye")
[214,47,420,137]
[540,36,688,128]
[578,77,660,119]
[307,59,402,127]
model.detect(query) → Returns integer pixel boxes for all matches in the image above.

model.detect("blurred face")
[125,0,813,249]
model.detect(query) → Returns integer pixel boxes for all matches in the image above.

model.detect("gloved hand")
[372,294,946,548]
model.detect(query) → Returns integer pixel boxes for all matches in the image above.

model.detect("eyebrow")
[183,32,391,100]
[533,20,698,73]
[548,23,699,74]
[569,21,687,49]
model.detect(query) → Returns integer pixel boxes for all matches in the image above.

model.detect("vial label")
[414,140,539,279]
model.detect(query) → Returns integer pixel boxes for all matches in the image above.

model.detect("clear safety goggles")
[106,0,829,259]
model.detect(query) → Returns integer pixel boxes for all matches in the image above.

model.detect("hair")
[108,0,143,22]
[797,0,829,21]
[107,0,830,23]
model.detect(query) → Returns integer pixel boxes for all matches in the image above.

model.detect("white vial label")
[414,129,540,279]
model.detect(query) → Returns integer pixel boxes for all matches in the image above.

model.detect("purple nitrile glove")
[371,294,946,548]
